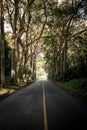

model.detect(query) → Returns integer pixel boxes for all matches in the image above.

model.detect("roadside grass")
[55,78,87,102]
[0,80,36,100]
[0,88,9,95]
[0,82,25,96]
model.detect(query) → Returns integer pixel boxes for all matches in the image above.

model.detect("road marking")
[43,82,48,130]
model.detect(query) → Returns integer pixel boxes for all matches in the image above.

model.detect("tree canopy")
[0,0,87,87]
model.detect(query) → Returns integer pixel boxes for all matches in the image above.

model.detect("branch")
[72,28,87,38]
[5,1,13,30]
[28,0,35,6]
[27,0,47,46]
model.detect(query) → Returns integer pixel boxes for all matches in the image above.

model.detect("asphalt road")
[0,80,87,130]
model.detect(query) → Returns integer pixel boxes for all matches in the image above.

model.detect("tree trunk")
[32,54,36,80]
[30,43,33,79]
[63,38,68,81]
[0,4,1,85]
[24,50,28,82]
[0,0,5,87]
[16,38,23,83]
[11,1,19,84]
[62,15,73,81]
[11,35,16,83]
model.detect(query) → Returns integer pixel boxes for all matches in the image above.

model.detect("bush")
[48,73,61,81]
[6,76,11,86]
[64,78,87,92]
[48,74,55,80]
[78,64,87,78]
[47,64,87,81]
[63,67,79,81]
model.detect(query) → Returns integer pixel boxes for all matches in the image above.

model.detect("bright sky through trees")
[36,53,47,79]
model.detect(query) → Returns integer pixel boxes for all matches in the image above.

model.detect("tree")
[43,0,87,81]
[4,0,47,83]
[4,39,11,81]
[0,0,5,87]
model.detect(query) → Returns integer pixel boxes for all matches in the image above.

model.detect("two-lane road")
[0,80,87,130]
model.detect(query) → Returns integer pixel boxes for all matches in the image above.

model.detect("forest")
[0,0,87,92]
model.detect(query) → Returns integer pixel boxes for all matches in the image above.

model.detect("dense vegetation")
[0,0,87,92]
[43,0,87,82]
[0,0,47,87]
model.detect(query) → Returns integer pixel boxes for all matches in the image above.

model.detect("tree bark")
[0,0,5,87]
[11,0,19,84]
[32,54,36,80]
[63,38,68,81]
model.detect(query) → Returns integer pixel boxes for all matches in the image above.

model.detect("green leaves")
[43,0,87,81]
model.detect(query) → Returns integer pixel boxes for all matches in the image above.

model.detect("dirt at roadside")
[0,89,16,102]
[0,81,35,102]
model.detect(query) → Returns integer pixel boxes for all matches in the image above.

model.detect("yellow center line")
[43,82,48,130]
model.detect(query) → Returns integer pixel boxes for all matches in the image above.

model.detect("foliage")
[56,78,87,101]
[4,39,11,83]
[64,78,87,96]
[62,67,79,81]
[0,0,87,87]
[0,0,47,86]
[44,0,87,81]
